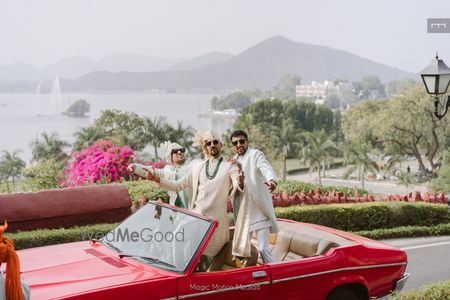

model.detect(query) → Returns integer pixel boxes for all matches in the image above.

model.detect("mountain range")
[0,36,415,92]
[0,51,235,82]
[168,52,234,71]
[0,54,184,81]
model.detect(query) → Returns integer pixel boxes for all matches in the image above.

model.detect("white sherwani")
[158,157,242,257]
[232,147,279,258]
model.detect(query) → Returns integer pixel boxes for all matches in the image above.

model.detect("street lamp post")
[420,54,450,120]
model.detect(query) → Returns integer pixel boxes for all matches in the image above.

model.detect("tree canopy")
[211,91,252,111]
[65,99,90,117]
[234,98,340,178]
[343,84,450,179]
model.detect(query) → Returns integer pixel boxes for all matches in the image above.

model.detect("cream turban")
[165,142,184,163]
[192,130,222,158]
[192,130,222,146]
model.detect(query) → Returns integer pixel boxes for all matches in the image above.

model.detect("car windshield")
[99,202,214,273]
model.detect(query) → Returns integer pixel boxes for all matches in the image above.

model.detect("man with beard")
[146,130,244,262]
[230,130,279,264]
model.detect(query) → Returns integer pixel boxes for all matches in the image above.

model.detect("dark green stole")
[174,169,186,208]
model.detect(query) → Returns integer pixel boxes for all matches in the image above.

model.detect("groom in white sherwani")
[230,130,279,264]
[146,131,244,262]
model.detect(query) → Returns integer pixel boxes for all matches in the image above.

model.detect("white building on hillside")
[295,80,337,102]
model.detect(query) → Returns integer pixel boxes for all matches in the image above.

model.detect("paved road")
[288,169,428,195]
[381,235,450,290]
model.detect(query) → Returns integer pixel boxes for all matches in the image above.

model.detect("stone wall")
[0,184,131,232]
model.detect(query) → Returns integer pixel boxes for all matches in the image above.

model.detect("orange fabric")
[0,221,23,300]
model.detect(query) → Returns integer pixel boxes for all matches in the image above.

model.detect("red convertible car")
[17,202,409,299]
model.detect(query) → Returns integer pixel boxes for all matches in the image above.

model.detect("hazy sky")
[1,0,449,72]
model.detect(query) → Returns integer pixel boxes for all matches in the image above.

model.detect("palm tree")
[300,129,337,185]
[235,113,262,141]
[272,118,302,180]
[73,126,106,151]
[168,121,195,152]
[0,150,26,189]
[343,141,379,189]
[144,116,170,160]
[30,132,70,163]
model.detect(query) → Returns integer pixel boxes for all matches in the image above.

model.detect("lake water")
[0,92,235,162]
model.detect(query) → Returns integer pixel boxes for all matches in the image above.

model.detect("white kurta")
[155,159,199,207]
[159,157,241,257]
[232,147,279,257]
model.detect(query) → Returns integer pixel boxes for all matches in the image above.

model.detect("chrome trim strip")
[179,281,270,299]
[161,298,177,300]
[272,262,407,284]
[393,272,410,293]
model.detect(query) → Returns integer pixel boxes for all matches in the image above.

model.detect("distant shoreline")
[0,89,234,95]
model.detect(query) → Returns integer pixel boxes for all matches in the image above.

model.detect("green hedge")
[275,202,449,231]
[275,180,369,196]
[392,280,450,300]
[6,203,450,250]
[354,222,450,240]
[121,180,169,204]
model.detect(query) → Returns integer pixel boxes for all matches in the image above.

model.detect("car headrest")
[290,233,321,257]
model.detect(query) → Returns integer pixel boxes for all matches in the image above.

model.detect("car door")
[177,265,270,299]
[269,255,336,299]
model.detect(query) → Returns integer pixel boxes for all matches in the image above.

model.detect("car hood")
[18,241,175,299]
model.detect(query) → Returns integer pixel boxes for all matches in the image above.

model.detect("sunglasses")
[232,139,246,146]
[206,140,219,147]
[171,148,186,155]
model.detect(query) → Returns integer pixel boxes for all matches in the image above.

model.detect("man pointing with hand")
[230,130,279,264]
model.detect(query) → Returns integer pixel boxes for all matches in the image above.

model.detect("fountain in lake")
[36,77,63,116]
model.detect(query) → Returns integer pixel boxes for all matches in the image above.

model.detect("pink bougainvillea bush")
[61,140,134,187]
